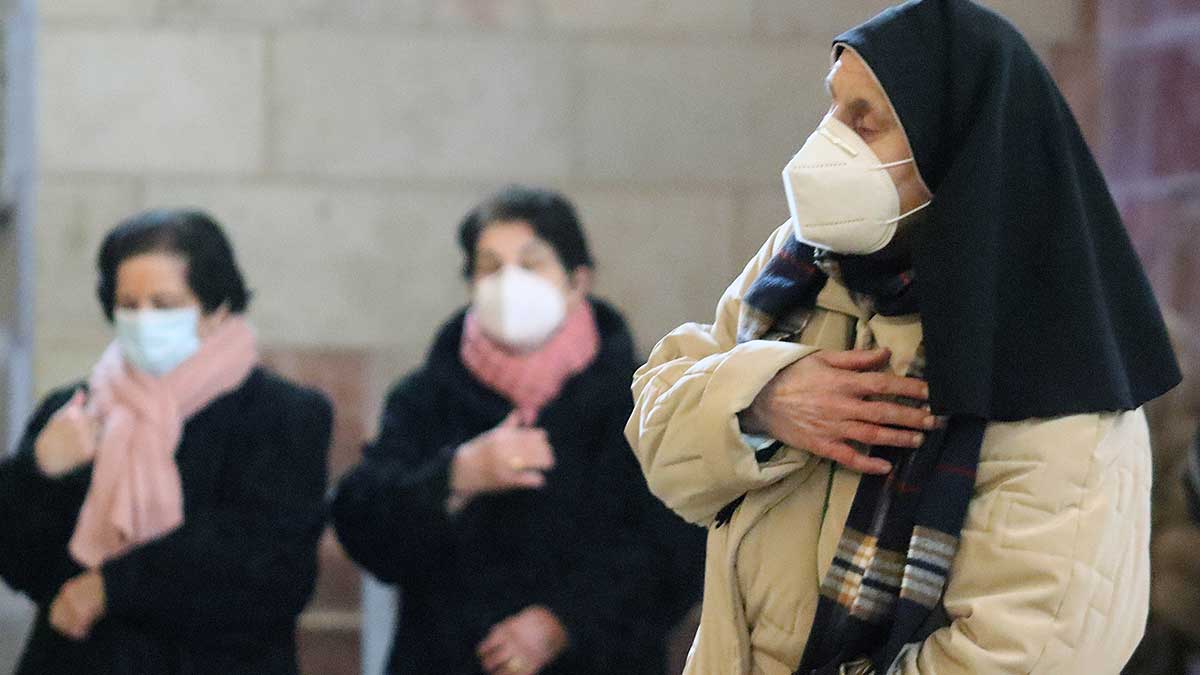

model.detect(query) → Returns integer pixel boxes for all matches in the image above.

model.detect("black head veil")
[834,0,1180,421]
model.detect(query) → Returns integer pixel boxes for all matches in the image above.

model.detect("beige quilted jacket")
[626,222,1152,674]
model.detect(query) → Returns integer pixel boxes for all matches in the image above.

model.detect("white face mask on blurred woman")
[783,116,930,255]
[472,265,568,351]
[114,307,202,376]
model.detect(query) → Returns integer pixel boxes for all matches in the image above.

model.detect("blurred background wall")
[1091,1,1200,337]
[28,0,1089,393]
[3,1,1197,674]
[1,0,37,667]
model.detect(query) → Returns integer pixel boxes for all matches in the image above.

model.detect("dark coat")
[0,367,332,675]
[331,299,704,675]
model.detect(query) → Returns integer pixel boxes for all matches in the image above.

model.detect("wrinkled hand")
[49,570,106,641]
[478,605,569,675]
[450,412,556,504]
[740,348,940,474]
[34,389,99,478]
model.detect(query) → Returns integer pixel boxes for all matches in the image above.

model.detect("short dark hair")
[457,185,594,278]
[96,209,251,321]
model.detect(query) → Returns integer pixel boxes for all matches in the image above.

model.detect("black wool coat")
[332,299,704,675]
[0,367,332,675]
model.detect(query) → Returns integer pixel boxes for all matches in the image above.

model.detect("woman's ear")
[198,303,231,339]
[568,267,594,298]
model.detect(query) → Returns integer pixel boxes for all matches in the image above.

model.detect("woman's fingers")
[478,627,505,659]
[480,647,507,674]
[58,392,89,424]
[479,620,535,674]
[480,638,518,673]
[49,593,86,640]
[840,421,924,449]
[57,391,96,438]
[488,428,554,478]
[810,439,892,475]
[506,431,555,472]
[68,389,87,410]
[753,349,935,470]
[516,440,555,471]
[845,370,929,400]
[506,470,547,490]
[848,399,938,431]
[48,596,67,635]
[818,348,892,371]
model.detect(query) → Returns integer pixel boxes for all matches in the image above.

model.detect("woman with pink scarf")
[332,186,704,675]
[0,209,332,674]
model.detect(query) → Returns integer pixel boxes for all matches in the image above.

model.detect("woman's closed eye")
[115,293,191,311]
[150,294,190,310]
[520,255,555,273]
[852,112,886,140]
[475,252,503,277]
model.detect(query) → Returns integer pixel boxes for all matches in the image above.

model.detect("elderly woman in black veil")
[625,1,1180,673]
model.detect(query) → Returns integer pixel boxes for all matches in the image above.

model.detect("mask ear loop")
[873,155,932,224]
[876,157,916,170]
[875,156,933,224]
[883,198,932,225]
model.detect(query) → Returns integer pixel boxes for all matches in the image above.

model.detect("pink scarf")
[461,302,600,425]
[69,317,259,568]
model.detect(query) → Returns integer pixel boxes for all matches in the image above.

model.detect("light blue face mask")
[114,307,201,376]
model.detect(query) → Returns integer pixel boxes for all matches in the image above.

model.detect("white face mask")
[473,265,568,351]
[783,116,930,255]
[114,307,202,376]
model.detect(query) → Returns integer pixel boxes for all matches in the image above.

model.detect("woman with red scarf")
[332,186,703,675]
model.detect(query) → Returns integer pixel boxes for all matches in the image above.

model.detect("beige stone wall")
[3,0,41,667]
[34,0,1083,395]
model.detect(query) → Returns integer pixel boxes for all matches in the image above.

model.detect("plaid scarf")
[733,236,986,674]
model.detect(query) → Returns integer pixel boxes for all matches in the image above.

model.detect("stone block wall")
[1095,0,1200,338]
[34,0,1084,391]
